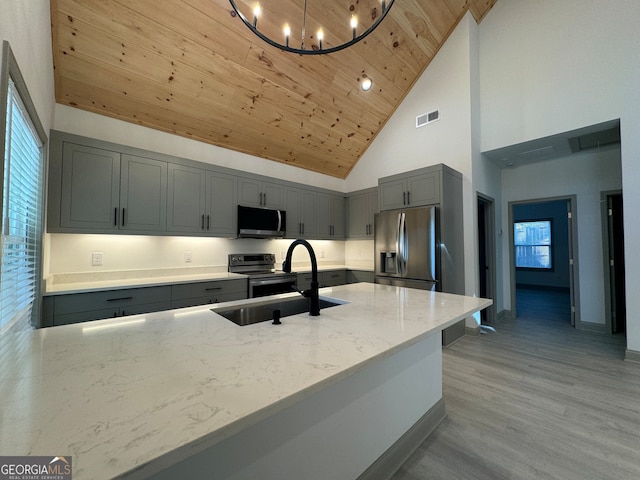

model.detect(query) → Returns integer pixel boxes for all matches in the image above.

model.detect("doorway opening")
[602,191,626,334]
[477,194,497,325]
[509,197,579,327]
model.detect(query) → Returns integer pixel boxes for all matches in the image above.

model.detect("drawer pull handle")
[205,287,223,291]
[107,296,134,302]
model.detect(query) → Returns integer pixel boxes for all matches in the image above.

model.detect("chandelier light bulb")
[317,29,324,50]
[284,24,291,47]
[252,4,261,27]
[350,15,358,39]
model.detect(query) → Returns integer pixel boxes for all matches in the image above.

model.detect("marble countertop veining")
[0,283,491,479]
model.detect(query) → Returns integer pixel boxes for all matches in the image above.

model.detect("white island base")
[1,283,491,480]
[151,333,443,480]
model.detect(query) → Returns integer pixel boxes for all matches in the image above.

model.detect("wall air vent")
[416,109,440,128]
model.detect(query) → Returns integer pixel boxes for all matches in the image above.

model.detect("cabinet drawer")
[171,279,247,301]
[53,286,171,315]
[171,290,247,309]
[321,270,347,287]
[54,308,119,326]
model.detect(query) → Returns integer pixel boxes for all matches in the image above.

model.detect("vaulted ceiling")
[50,0,496,178]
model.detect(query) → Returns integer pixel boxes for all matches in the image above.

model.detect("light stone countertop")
[43,265,373,296]
[0,283,491,479]
[44,271,248,295]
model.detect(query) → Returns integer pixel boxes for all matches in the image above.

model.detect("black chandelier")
[228,0,395,55]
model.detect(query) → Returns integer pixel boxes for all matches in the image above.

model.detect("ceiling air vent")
[416,109,440,128]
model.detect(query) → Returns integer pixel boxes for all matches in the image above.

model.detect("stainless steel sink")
[212,296,346,326]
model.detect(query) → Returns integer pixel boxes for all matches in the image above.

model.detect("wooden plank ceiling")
[51,0,496,178]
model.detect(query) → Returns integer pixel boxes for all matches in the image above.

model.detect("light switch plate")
[91,252,103,266]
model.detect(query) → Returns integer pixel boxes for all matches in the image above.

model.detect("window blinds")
[0,78,44,331]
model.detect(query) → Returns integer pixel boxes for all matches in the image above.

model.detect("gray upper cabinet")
[348,188,378,239]
[57,143,167,232]
[167,164,206,234]
[119,154,167,232]
[238,177,285,209]
[284,187,316,238]
[317,193,345,239]
[206,171,237,236]
[59,143,121,230]
[379,170,441,211]
[48,131,346,238]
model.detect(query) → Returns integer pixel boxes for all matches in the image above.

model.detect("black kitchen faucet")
[282,239,320,316]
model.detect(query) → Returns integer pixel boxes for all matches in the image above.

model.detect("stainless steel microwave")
[237,205,286,238]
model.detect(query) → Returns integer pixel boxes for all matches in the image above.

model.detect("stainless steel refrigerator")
[374,204,466,345]
[374,206,439,290]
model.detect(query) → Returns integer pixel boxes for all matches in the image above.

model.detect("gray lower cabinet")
[42,286,172,327]
[51,141,167,233]
[348,188,378,238]
[171,279,247,309]
[297,270,348,290]
[347,270,375,284]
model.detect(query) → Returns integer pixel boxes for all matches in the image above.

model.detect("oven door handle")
[249,276,297,287]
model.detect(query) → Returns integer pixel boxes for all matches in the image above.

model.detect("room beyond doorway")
[509,197,579,327]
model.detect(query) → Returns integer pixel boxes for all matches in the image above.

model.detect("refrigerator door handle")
[401,211,408,273]
[396,212,403,275]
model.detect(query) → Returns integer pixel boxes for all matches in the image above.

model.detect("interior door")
[608,194,626,334]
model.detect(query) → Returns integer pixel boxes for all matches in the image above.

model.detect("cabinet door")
[167,164,206,234]
[262,181,285,209]
[207,172,237,235]
[284,187,302,237]
[330,195,345,238]
[237,177,262,207]
[316,193,332,239]
[60,143,120,230]
[368,190,379,235]
[300,189,317,237]
[120,154,167,232]
[349,192,370,238]
[406,172,440,207]
[378,178,406,211]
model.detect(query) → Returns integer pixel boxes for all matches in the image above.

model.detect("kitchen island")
[0,283,491,479]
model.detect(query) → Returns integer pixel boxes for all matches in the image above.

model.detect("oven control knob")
[268,254,275,262]
[231,256,238,262]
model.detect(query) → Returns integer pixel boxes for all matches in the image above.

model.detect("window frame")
[514,218,554,271]
[1,41,48,331]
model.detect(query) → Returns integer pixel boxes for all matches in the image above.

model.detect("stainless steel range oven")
[228,254,297,298]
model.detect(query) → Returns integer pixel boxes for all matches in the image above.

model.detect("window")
[514,220,552,269]
[1,41,47,332]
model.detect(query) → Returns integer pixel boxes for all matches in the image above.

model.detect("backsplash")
[45,234,373,280]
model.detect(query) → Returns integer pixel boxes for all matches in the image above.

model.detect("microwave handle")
[277,209,282,232]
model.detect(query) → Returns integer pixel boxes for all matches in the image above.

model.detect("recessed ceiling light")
[361,78,372,91]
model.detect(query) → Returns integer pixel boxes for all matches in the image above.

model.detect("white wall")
[501,149,622,326]
[0,0,55,133]
[346,14,481,327]
[479,0,640,348]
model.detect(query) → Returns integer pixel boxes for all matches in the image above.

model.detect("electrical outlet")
[357,250,362,257]
[91,252,103,266]
[281,250,286,259]
[184,252,192,263]
[320,250,325,259]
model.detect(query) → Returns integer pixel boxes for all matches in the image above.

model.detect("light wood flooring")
[392,289,639,480]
